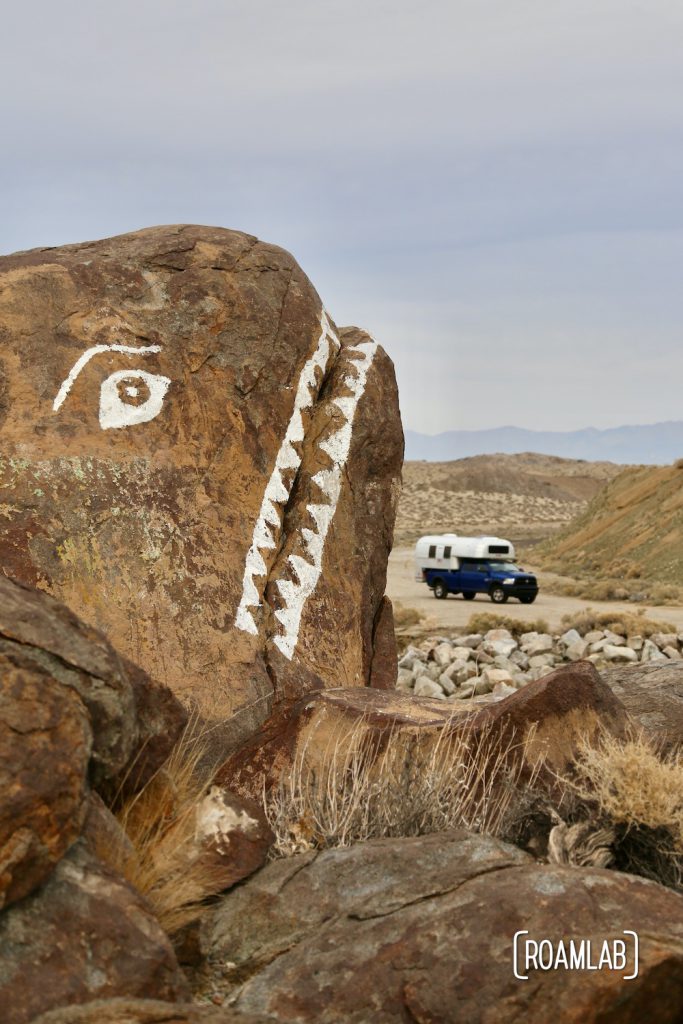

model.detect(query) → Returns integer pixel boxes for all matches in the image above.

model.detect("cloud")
[2,0,683,431]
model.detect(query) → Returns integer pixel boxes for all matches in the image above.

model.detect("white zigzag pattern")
[272,338,378,659]
[234,311,340,636]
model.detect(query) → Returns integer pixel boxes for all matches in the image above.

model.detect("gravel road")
[386,546,683,634]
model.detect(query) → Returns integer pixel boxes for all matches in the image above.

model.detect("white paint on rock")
[234,311,340,636]
[195,786,259,850]
[99,370,171,429]
[273,338,378,659]
[53,343,162,411]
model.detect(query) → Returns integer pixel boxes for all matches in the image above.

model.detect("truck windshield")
[490,561,521,572]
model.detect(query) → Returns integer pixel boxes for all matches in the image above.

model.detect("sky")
[2,0,683,433]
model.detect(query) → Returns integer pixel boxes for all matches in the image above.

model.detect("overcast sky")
[3,0,683,433]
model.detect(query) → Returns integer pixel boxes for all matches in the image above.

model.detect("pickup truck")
[423,558,539,604]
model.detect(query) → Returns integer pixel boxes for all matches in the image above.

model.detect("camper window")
[428,544,436,558]
[444,545,451,559]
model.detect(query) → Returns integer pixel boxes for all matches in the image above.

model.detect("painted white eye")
[99,370,171,430]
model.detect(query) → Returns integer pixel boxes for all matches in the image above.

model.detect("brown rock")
[368,596,399,691]
[29,998,270,1024]
[191,787,273,892]
[468,660,630,778]
[0,226,403,763]
[602,662,683,752]
[0,841,189,1024]
[0,576,186,794]
[0,644,91,909]
[200,831,683,1023]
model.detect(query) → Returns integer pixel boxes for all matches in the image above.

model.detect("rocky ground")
[398,623,683,703]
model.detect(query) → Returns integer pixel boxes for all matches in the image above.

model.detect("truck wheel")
[433,579,448,600]
[520,595,537,604]
[489,586,508,604]
[462,591,476,600]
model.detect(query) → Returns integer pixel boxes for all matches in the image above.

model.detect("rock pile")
[398,625,683,702]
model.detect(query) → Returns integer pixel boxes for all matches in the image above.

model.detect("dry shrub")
[393,603,425,629]
[560,607,676,637]
[555,728,683,890]
[264,715,543,857]
[101,722,229,936]
[465,611,550,636]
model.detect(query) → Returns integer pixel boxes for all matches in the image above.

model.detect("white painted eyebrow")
[53,343,162,411]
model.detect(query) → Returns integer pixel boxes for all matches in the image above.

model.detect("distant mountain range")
[404,422,683,465]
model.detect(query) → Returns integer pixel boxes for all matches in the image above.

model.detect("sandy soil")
[386,546,683,634]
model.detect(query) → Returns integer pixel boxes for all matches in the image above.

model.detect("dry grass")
[263,715,543,857]
[543,576,683,606]
[559,607,677,637]
[465,611,550,636]
[550,728,683,890]
[393,603,425,629]
[99,722,229,936]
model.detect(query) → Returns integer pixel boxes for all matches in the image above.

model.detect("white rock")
[443,659,477,684]
[529,653,556,669]
[641,639,668,663]
[397,669,414,689]
[451,646,473,662]
[525,635,555,657]
[603,631,626,646]
[482,667,515,687]
[584,631,605,644]
[414,677,447,700]
[432,642,454,667]
[651,633,679,650]
[565,639,589,661]
[559,629,582,647]
[663,646,682,661]
[454,683,475,699]
[491,681,517,701]
[509,650,530,670]
[603,644,638,662]
[483,638,518,658]
[529,665,555,681]
[520,631,539,646]
[438,672,458,695]
[485,628,513,642]
[459,634,484,648]
[626,635,644,652]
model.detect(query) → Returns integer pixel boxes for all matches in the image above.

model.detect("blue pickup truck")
[414,534,539,604]
[424,559,539,604]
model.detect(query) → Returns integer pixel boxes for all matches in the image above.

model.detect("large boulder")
[0,226,403,760]
[199,831,683,1023]
[0,642,91,910]
[0,575,186,796]
[602,662,683,752]
[0,842,189,1024]
[30,999,270,1024]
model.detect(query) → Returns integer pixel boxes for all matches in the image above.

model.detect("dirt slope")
[396,453,624,545]
[538,460,683,583]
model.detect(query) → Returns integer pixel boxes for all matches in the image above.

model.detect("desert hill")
[538,460,683,584]
[395,453,625,545]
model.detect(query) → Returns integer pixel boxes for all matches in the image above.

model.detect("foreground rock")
[0,842,189,1024]
[232,662,628,797]
[0,576,186,796]
[0,226,402,760]
[199,830,683,1023]
[602,662,683,751]
[31,998,270,1024]
[0,639,90,910]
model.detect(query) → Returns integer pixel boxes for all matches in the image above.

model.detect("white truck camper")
[414,534,515,580]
